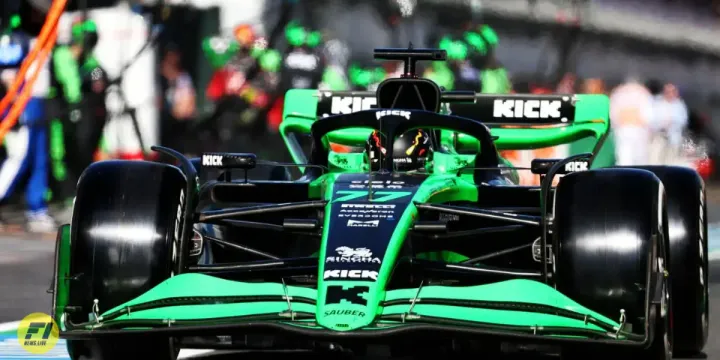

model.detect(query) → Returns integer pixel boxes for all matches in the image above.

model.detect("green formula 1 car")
[50,48,708,359]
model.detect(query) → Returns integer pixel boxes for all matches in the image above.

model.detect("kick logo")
[376,109,411,120]
[326,246,381,264]
[564,161,588,172]
[202,155,223,166]
[493,99,563,120]
[330,96,377,115]
[324,269,378,280]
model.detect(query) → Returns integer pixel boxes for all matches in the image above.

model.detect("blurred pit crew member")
[0,18,55,232]
[49,19,109,221]
[267,22,329,132]
[649,83,688,165]
[203,24,282,144]
[609,78,654,166]
[348,62,386,91]
[425,25,511,94]
[318,38,350,91]
[159,46,197,156]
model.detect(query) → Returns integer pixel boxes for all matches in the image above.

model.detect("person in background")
[0,19,55,232]
[609,77,654,166]
[159,46,197,156]
[347,62,387,91]
[424,24,511,94]
[202,24,281,146]
[649,83,689,165]
[555,72,577,94]
[318,38,350,91]
[49,18,109,223]
[581,78,606,95]
[267,22,327,132]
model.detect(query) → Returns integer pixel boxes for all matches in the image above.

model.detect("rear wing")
[280,89,610,163]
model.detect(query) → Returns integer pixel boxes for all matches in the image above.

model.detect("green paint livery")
[52,84,629,349]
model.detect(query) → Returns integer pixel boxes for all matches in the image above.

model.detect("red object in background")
[695,158,714,179]
[530,86,553,94]
[207,69,232,101]
[267,97,284,132]
[116,151,147,161]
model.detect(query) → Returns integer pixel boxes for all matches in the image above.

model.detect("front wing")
[57,273,653,349]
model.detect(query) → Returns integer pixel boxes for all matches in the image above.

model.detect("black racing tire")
[65,160,185,360]
[554,168,671,359]
[628,166,709,355]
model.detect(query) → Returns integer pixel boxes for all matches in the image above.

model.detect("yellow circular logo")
[16,313,59,354]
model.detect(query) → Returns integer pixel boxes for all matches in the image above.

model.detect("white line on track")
[0,322,21,334]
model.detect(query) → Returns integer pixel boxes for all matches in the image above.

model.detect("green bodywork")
[54,89,624,342]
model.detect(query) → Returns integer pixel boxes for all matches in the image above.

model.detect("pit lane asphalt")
[2,206,720,359]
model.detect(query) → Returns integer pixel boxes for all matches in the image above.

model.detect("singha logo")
[326,246,381,264]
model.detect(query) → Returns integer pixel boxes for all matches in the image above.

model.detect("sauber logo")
[493,99,563,120]
[564,161,588,172]
[202,155,223,166]
[326,246,381,264]
[324,309,366,317]
[324,269,378,280]
[376,110,411,120]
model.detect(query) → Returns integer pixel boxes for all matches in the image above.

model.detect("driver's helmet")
[365,129,433,171]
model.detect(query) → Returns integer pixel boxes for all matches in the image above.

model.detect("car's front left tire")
[64,160,185,360]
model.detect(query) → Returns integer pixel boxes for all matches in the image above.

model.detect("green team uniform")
[425,25,511,94]
[48,20,108,203]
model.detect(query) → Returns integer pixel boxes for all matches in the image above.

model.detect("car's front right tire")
[554,168,671,359]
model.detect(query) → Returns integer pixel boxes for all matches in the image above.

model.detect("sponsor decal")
[339,203,396,220]
[564,161,588,172]
[327,96,377,117]
[202,154,223,166]
[493,99,563,120]
[349,180,405,189]
[324,269,378,280]
[334,190,412,203]
[376,109,411,120]
[347,219,379,227]
[325,285,370,306]
[326,246,381,264]
[324,309,366,317]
